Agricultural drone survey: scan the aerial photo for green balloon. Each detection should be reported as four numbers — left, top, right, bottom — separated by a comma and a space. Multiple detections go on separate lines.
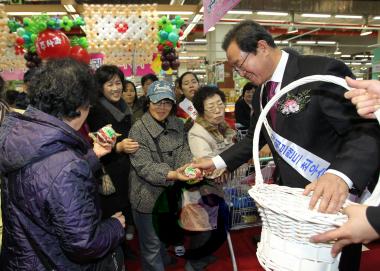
79, 37, 89, 49
31, 33, 37, 43
23, 17, 32, 27
16, 27, 26, 37
164, 24, 173, 33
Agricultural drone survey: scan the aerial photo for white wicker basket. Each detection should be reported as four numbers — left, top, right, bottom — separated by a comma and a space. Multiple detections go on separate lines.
248, 75, 380, 271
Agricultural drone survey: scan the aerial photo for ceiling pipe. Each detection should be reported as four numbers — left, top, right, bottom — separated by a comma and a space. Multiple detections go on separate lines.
285, 28, 321, 42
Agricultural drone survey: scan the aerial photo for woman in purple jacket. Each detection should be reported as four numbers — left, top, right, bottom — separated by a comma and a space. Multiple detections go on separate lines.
0, 58, 125, 271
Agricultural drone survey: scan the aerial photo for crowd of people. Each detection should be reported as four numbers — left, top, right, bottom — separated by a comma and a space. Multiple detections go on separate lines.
0, 18, 379, 271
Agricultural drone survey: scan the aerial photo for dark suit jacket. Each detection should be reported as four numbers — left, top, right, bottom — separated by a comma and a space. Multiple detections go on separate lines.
235, 97, 252, 128
220, 53, 380, 191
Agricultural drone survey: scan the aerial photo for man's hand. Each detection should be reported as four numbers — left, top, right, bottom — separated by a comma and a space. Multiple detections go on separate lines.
191, 157, 216, 173
303, 173, 349, 213
116, 138, 139, 154
311, 205, 379, 257
345, 77, 380, 119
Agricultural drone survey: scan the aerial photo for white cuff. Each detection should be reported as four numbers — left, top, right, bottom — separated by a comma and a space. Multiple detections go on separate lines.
326, 169, 353, 189
212, 155, 227, 170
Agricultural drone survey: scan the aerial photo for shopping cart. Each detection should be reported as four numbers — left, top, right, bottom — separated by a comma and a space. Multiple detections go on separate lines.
221, 157, 276, 271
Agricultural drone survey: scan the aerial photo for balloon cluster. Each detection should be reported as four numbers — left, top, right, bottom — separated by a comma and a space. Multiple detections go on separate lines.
157, 15, 184, 71
24, 52, 42, 69
83, 4, 159, 67
7, 14, 90, 65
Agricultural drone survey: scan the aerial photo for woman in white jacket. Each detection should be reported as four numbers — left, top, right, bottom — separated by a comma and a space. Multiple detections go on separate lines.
188, 86, 235, 159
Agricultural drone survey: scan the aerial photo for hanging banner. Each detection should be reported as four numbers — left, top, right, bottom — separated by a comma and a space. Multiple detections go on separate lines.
203, 0, 241, 34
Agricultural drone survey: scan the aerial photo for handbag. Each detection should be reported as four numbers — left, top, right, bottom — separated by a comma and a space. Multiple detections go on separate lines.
98, 166, 116, 196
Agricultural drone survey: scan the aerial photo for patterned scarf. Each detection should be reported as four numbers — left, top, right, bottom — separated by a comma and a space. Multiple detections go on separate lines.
195, 116, 235, 144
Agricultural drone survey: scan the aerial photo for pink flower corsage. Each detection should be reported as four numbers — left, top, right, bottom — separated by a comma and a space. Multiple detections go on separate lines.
278, 90, 311, 115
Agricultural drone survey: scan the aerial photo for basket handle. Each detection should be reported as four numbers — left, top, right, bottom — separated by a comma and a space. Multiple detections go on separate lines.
252, 75, 380, 205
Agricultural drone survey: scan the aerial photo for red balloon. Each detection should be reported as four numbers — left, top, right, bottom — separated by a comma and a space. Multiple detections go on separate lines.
69, 46, 90, 65
16, 37, 25, 46
157, 44, 164, 51
36, 29, 71, 59
165, 41, 173, 48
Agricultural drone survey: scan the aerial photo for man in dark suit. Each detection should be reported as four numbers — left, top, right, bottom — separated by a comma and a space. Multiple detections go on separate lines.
193, 20, 380, 271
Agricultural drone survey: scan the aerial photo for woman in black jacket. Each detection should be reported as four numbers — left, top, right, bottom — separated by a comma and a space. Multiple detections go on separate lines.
234, 82, 257, 129
87, 65, 139, 240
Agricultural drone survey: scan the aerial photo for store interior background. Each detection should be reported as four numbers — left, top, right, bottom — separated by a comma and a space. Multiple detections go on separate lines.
1, 0, 380, 106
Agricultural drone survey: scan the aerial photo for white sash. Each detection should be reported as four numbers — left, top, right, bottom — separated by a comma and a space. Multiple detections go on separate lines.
259, 85, 374, 203
259, 86, 330, 182
179, 98, 198, 121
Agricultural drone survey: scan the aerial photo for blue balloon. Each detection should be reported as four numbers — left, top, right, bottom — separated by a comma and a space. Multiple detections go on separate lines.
168, 32, 179, 43
159, 30, 168, 40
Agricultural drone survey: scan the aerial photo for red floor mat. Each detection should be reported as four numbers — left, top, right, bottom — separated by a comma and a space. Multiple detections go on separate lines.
126, 227, 380, 271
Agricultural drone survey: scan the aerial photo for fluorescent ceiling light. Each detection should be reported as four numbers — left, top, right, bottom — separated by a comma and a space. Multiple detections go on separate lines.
317, 41, 336, 45
355, 55, 369, 58
341, 54, 351, 58
344, 62, 351, 65
257, 11, 288, 16
351, 62, 361, 65
227, 10, 253, 15
7, 12, 67, 16
194, 39, 207, 43
208, 26, 215, 32
63, 4, 76, 13
179, 56, 200, 60
296, 41, 316, 44
335, 15, 362, 19
180, 23, 196, 41
157, 11, 194, 15
274, 40, 289, 44
301, 13, 331, 18
199, 6, 204, 13
366, 62, 372, 65
370, 55, 374, 58
373, 16, 380, 20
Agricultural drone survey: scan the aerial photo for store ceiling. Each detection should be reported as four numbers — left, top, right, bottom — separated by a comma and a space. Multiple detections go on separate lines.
3, 0, 380, 75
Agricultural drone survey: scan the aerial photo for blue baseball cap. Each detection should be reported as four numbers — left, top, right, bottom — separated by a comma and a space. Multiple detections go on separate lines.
147, 81, 176, 103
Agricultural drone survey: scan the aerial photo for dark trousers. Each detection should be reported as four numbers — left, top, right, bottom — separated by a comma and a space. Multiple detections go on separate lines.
339, 243, 362, 271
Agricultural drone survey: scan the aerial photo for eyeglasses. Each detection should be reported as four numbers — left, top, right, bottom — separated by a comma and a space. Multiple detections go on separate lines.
232, 52, 250, 73
151, 100, 173, 108
205, 103, 225, 114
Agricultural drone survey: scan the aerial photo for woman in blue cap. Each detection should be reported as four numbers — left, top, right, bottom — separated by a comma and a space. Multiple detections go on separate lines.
129, 80, 194, 270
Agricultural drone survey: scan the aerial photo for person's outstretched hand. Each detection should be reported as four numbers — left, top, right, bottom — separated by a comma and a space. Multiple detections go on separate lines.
345, 77, 380, 119
116, 138, 139, 154
311, 205, 379, 257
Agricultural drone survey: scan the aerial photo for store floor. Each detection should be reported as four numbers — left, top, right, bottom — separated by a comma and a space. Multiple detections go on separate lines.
125, 227, 380, 271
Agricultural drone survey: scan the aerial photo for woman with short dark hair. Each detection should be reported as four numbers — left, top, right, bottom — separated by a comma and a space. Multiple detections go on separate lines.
0, 58, 125, 271
234, 82, 257, 129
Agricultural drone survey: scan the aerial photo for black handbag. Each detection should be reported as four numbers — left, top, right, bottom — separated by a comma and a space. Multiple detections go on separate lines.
92, 246, 125, 271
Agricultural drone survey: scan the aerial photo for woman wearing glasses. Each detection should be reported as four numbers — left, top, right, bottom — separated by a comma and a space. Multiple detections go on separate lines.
128, 81, 194, 270
185, 86, 235, 271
